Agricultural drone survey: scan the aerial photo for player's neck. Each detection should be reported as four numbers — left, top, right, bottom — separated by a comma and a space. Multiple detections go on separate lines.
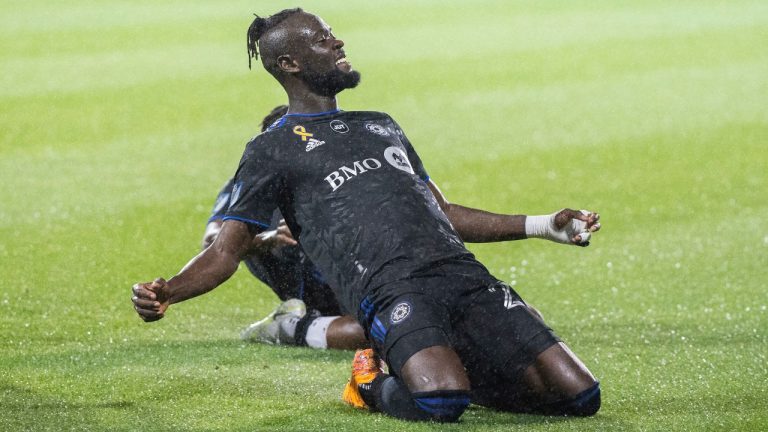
286, 91, 339, 115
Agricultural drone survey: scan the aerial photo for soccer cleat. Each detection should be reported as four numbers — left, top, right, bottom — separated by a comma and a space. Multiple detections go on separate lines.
342, 348, 382, 409
240, 298, 307, 344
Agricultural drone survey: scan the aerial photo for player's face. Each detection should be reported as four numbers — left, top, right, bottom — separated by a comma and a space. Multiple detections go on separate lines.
292, 14, 361, 97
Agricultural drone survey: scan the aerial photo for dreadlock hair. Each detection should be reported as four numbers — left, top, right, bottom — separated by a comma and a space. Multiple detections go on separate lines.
247, 8, 304, 70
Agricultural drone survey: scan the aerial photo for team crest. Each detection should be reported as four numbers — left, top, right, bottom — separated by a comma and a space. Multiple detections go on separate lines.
390, 302, 412, 324
365, 123, 390, 136
384, 146, 414, 174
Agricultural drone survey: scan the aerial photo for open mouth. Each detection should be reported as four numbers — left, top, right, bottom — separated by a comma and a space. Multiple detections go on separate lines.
336, 57, 351, 69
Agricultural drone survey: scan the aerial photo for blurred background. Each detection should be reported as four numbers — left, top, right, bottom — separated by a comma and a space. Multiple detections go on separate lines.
1, 1, 766, 430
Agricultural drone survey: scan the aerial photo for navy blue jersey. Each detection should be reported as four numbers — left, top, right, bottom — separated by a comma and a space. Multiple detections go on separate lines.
224, 110, 473, 314
208, 179, 342, 315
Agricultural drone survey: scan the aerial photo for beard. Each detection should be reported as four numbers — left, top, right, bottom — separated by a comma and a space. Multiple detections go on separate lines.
299, 67, 361, 97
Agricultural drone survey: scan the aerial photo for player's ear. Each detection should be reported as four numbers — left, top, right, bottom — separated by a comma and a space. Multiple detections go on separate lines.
277, 55, 300, 73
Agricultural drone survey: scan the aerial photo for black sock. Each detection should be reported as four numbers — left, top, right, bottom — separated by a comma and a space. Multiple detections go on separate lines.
360, 374, 469, 422
358, 373, 386, 409
293, 310, 320, 346
540, 382, 601, 416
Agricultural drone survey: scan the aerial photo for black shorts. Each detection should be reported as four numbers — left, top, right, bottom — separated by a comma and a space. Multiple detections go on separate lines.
298, 276, 344, 316
361, 258, 559, 402
244, 253, 344, 316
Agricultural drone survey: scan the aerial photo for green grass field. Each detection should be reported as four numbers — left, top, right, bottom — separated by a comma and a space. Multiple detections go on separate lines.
2, 1, 767, 430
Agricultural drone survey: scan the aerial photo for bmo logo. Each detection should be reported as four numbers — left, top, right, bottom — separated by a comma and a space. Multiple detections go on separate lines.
324, 158, 382, 191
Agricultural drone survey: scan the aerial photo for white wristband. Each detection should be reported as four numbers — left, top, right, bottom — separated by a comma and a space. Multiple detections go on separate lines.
524, 214, 554, 240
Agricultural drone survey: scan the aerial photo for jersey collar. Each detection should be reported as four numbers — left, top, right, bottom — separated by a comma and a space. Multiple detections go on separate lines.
267, 109, 342, 131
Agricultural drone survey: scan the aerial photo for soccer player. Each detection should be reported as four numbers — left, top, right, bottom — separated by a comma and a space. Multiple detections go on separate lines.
204, 104, 367, 350
132, 8, 602, 422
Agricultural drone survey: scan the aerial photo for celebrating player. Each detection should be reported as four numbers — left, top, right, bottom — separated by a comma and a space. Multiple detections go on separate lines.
132, 8, 602, 422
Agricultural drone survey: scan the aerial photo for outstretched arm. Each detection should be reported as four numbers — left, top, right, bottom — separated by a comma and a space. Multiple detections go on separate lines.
427, 180, 526, 242
427, 180, 600, 245
132, 220, 256, 322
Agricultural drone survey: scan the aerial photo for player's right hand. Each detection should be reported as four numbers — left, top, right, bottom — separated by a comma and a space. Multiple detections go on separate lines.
132, 278, 170, 322
251, 219, 298, 253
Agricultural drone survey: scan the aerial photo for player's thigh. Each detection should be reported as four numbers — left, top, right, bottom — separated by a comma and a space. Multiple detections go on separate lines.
369, 293, 455, 379
468, 342, 597, 412
453, 284, 559, 402
455, 283, 559, 377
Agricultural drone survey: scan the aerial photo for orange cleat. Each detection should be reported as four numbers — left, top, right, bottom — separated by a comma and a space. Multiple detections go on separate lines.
341, 348, 383, 409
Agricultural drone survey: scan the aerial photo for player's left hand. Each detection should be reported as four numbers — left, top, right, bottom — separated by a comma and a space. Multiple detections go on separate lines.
250, 219, 297, 253
526, 209, 601, 247
553, 208, 601, 247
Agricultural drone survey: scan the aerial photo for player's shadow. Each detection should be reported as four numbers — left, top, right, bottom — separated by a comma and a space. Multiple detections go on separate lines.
464, 404, 572, 426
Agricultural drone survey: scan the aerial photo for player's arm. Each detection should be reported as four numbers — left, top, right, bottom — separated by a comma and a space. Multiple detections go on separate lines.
203, 178, 236, 249
427, 180, 600, 246
132, 219, 256, 322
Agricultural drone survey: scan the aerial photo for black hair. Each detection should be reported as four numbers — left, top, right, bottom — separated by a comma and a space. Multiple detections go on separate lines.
247, 8, 304, 69
260, 105, 289, 132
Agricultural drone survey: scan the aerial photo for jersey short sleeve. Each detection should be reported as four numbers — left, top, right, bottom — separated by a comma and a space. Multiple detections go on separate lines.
208, 178, 235, 222
390, 117, 429, 182
223, 140, 284, 230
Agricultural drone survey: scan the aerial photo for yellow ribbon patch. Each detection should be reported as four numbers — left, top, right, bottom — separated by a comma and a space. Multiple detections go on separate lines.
293, 125, 314, 142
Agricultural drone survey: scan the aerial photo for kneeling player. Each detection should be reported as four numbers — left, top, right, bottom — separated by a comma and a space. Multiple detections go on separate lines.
132, 8, 603, 423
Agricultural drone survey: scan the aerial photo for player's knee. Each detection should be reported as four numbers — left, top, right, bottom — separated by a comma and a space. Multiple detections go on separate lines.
400, 345, 470, 393
411, 390, 471, 422
375, 376, 469, 422
545, 382, 601, 417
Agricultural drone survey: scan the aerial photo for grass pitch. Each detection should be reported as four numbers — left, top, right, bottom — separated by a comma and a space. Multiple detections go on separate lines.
1, 1, 767, 431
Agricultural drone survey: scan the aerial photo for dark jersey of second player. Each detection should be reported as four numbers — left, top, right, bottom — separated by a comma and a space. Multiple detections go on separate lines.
223, 110, 474, 315
208, 179, 342, 315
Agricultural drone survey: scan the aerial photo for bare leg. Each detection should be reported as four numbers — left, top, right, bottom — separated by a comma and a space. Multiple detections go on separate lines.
359, 345, 472, 422
464, 304, 599, 415
521, 342, 597, 404
326, 315, 368, 350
